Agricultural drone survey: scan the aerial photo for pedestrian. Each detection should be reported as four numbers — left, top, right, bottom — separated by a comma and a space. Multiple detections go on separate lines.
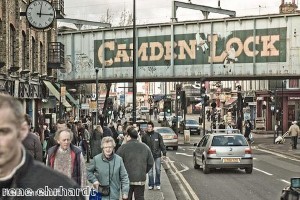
218, 121, 226, 129
117, 126, 154, 200
90, 125, 103, 159
0, 94, 84, 199
47, 128, 87, 187
142, 121, 166, 190
288, 121, 300, 149
244, 120, 253, 142
115, 124, 125, 151
87, 136, 130, 200
22, 114, 43, 162
46, 119, 67, 151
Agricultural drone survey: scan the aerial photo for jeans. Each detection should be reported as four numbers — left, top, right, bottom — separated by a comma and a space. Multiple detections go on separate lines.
148, 157, 161, 187
128, 185, 145, 200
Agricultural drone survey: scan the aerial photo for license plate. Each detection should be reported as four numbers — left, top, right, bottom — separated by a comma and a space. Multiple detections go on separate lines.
163, 135, 173, 139
222, 158, 240, 163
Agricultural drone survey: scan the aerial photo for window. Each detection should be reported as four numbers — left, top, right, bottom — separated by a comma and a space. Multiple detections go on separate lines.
40, 42, 43, 74
289, 79, 299, 88
32, 37, 36, 72
9, 24, 16, 66
22, 31, 26, 69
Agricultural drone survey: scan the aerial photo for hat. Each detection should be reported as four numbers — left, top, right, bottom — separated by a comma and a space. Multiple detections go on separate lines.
292, 121, 297, 124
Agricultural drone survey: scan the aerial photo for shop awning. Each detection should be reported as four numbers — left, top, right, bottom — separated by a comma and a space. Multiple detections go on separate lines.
224, 97, 237, 107
153, 94, 165, 102
55, 83, 79, 107
43, 80, 72, 108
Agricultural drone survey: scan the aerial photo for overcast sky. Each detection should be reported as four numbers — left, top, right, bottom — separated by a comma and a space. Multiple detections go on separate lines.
60, 0, 295, 27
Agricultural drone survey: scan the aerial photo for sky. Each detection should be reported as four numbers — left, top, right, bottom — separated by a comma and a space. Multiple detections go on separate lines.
60, 0, 295, 28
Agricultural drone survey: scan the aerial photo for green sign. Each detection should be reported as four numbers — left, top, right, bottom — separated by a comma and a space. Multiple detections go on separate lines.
94, 27, 286, 68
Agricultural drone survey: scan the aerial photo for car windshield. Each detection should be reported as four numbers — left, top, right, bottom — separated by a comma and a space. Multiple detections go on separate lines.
211, 135, 248, 146
159, 112, 170, 116
186, 120, 198, 124
141, 107, 148, 110
156, 128, 173, 134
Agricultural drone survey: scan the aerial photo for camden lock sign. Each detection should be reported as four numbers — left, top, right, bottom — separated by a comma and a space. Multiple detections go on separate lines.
94, 27, 286, 68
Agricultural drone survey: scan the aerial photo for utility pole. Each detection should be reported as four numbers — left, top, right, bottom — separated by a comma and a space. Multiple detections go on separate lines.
132, 0, 137, 123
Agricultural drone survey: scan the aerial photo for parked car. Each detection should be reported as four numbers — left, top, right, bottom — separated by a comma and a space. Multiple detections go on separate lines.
158, 112, 171, 123
179, 119, 201, 135
168, 116, 183, 127
281, 177, 300, 200
139, 106, 149, 115
154, 127, 178, 150
193, 130, 253, 174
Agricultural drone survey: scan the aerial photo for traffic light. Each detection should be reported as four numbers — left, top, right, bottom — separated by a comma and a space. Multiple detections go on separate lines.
200, 83, 206, 94
203, 95, 209, 107
180, 91, 186, 110
164, 99, 171, 113
107, 97, 113, 111
176, 84, 182, 99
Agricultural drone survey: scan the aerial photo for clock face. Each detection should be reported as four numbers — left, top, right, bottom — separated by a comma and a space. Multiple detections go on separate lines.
26, 0, 55, 29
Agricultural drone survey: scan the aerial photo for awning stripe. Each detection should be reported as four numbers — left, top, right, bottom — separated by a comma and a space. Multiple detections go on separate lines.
43, 80, 72, 108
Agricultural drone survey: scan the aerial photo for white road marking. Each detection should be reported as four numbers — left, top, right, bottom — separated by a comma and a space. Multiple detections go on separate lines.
280, 179, 290, 184
255, 148, 300, 162
166, 157, 199, 200
176, 152, 193, 157
253, 167, 273, 176
178, 163, 189, 173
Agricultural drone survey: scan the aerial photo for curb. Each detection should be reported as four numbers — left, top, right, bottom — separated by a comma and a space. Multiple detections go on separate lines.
257, 144, 300, 160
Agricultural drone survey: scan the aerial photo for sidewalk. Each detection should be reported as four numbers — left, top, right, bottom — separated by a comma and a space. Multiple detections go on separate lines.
144, 164, 176, 200
253, 133, 300, 160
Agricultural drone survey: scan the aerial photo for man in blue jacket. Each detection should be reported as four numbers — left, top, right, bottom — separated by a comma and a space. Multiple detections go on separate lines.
117, 126, 154, 200
141, 121, 166, 190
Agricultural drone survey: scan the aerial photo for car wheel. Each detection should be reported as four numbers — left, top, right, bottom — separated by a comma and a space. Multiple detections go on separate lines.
173, 146, 178, 150
245, 167, 253, 174
193, 157, 200, 169
202, 159, 210, 174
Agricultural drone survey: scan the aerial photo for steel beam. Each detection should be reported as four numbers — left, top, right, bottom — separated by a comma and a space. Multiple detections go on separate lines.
173, 1, 236, 19
57, 18, 111, 29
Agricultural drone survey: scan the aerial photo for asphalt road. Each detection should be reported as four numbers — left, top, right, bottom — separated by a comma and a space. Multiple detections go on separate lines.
164, 133, 300, 200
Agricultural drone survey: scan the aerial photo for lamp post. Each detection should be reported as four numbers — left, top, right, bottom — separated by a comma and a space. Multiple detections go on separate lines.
281, 80, 285, 135
95, 67, 99, 125
132, 0, 137, 123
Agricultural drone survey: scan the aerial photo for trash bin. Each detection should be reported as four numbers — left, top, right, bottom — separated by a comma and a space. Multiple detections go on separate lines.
184, 129, 190, 144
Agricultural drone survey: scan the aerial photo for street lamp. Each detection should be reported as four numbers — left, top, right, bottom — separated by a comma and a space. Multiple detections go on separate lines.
95, 67, 99, 125
132, 0, 137, 123
281, 80, 286, 135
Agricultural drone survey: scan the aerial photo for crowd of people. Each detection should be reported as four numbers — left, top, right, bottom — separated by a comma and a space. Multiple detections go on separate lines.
0, 94, 167, 200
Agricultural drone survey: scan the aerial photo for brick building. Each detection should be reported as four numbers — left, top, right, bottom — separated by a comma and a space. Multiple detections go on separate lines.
0, 0, 66, 130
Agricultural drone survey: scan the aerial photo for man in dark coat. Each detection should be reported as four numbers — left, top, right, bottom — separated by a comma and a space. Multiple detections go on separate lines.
142, 121, 166, 190
22, 114, 43, 162
117, 126, 154, 200
0, 94, 84, 199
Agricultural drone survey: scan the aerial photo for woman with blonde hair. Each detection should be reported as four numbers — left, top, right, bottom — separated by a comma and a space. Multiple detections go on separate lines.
87, 136, 129, 200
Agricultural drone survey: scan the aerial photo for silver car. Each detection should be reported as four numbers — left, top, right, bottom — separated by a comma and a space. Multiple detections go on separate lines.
193, 130, 253, 174
154, 127, 178, 150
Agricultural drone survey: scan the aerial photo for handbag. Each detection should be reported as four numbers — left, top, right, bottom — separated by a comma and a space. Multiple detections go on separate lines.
98, 185, 110, 196
97, 156, 115, 196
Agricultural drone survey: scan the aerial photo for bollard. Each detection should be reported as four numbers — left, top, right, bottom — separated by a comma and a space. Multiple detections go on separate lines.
184, 129, 190, 144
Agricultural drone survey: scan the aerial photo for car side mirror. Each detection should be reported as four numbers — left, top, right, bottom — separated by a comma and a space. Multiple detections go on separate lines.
194, 143, 198, 146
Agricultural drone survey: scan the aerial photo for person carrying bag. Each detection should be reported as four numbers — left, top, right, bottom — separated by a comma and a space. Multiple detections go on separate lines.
87, 136, 129, 200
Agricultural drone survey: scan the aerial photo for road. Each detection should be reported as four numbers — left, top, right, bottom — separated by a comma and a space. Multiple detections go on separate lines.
163, 133, 300, 200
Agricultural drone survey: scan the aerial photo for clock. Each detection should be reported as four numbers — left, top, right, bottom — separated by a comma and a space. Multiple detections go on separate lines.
26, 0, 55, 29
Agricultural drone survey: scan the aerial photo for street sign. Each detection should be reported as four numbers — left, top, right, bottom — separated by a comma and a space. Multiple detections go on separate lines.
81, 103, 89, 110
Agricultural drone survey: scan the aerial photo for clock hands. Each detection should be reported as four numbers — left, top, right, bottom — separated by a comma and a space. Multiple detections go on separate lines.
38, 3, 43, 17
36, 13, 54, 16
